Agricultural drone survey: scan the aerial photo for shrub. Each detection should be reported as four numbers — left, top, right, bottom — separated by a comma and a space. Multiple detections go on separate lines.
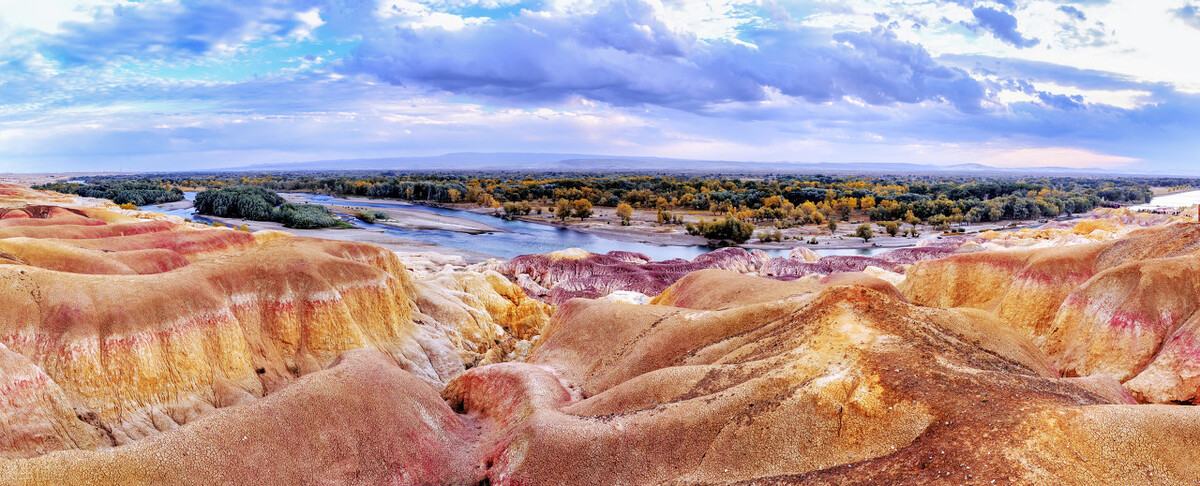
355, 210, 388, 224
855, 223, 874, 242
37, 181, 184, 206
273, 203, 338, 229
687, 217, 755, 244
194, 186, 284, 221
883, 221, 900, 237
757, 229, 784, 242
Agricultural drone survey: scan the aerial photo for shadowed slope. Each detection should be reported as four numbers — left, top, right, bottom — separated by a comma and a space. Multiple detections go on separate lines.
0, 349, 486, 485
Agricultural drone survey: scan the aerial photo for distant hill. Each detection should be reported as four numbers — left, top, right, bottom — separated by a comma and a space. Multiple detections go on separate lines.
222, 152, 1126, 175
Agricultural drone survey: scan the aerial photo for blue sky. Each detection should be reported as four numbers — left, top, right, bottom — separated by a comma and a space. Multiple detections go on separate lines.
0, 0, 1198, 173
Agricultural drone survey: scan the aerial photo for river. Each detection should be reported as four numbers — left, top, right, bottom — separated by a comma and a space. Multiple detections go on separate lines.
1130, 189, 1200, 211
142, 192, 895, 260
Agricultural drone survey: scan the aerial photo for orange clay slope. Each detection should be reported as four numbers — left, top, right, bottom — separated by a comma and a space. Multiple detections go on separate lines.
0, 184, 549, 455
902, 221, 1200, 403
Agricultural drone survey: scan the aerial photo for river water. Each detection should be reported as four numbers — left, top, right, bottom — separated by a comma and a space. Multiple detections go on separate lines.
142, 192, 893, 260
1130, 189, 1200, 211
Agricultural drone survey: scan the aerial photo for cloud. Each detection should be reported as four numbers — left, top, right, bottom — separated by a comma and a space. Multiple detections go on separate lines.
1174, 4, 1200, 30
1057, 5, 1087, 21
41, 0, 361, 65
940, 54, 1159, 92
1, 0, 1199, 174
962, 7, 1040, 48
344, 1, 988, 113
1036, 91, 1085, 110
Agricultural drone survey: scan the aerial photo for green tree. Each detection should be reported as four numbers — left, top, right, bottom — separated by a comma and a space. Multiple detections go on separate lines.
827, 220, 838, 235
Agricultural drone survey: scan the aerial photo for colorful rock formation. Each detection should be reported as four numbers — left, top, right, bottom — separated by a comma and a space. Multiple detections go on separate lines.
904, 222, 1200, 403
493, 240, 981, 304
0, 184, 550, 454
494, 247, 772, 304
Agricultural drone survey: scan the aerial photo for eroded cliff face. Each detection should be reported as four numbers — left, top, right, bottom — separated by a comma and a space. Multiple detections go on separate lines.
903, 222, 1200, 403
0, 184, 550, 455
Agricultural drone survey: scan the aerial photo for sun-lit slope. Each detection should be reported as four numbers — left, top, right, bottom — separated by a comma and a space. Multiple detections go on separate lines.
413, 269, 553, 366
0, 234, 451, 444
903, 223, 1200, 402
0, 349, 486, 485
442, 270, 1200, 484
0, 185, 552, 455
0, 206, 109, 228
0, 229, 256, 274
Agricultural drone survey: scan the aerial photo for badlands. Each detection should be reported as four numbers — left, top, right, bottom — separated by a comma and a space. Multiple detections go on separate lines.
3, 183, 1200, 484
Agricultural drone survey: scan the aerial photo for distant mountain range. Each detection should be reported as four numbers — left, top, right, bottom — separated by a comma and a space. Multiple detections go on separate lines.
222, 152, 1133, 175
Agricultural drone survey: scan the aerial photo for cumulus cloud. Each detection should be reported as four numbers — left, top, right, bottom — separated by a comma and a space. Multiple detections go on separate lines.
1174, 4, 1200, 30
46, 2, 289, 64
962, 7, 1040, 48
1036, 91, 1086, 110
41, 0, 385, 65
1058, 5, 1087, 21
1, 0, 1199, 173
344, 1, 987, 113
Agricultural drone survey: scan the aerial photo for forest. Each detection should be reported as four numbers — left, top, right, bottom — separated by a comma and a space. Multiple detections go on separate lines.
34, 180, 184, 206
56, 172, 1175, 230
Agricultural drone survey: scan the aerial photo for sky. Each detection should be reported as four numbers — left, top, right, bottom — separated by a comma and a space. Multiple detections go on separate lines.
0, 0, 1198, 174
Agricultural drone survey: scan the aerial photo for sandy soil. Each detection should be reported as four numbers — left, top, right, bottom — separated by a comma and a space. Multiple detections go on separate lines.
446, 203, 930, 250
1152, 186, 1197, 196
277, 194, 505, 234
327, 204, 504, 234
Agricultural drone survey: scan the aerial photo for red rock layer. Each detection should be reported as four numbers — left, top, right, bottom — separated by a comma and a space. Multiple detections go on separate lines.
497, 247, 772, 304
497, 240, 972, 305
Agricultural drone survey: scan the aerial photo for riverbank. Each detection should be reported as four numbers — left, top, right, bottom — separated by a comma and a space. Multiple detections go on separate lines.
326, 203, 505, 234
278, 194, 506, 234
198, 212, 500, 263
437, 201, 946, 251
